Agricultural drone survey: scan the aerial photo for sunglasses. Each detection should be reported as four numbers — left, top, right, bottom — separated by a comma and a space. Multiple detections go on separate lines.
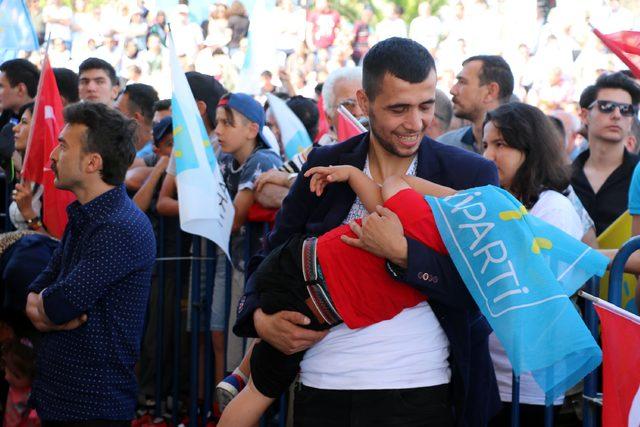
588, 100, 638, 117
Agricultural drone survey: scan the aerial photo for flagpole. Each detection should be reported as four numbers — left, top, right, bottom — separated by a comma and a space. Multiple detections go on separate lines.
578, 290, 640, 324
338, 104, 367, 132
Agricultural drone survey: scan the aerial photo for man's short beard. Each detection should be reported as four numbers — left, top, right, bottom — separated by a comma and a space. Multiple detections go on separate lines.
453, 104, 483, 123
369, 109, 421, 158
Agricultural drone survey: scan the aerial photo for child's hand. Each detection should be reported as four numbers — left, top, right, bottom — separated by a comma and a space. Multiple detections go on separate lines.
304, 165, 353, 196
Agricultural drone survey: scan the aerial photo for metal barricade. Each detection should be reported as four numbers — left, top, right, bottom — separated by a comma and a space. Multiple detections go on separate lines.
582, 236, 640, 427
148, 219, 288, 426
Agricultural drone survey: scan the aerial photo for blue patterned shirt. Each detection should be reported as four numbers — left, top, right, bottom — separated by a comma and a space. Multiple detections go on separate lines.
28, 185, 156, 421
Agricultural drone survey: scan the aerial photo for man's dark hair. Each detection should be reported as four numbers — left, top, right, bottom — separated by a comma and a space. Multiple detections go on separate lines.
53, 68, 79, 104
185, 71, 226, 129
286, 95, 319, 141
63, 102, 136, 185
462, 55, 514, 103
120, 83, 159, 125
0, 59, 40, 98
78, 57, 118, 86
362, 37, 436, 100
17, 102, 35, 119
579, 71, 640, 108
485, 102, 569, 209
153, 99, 171, 113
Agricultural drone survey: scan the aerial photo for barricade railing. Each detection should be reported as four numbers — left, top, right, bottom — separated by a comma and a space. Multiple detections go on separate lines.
148, 216, 611, 426
581, 236, 640, 427
148, 218, 286, 426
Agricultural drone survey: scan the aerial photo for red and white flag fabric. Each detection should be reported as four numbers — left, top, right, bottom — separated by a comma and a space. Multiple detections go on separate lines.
336, 105, 366, 143
21, 56, 75, 238
592, 28, 640, 79
593, 296, 640, 427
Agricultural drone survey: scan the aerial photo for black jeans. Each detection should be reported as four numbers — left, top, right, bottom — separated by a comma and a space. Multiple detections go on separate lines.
488, 403, 562, 427
42, 421, 130, 427
294, 383, 454, 427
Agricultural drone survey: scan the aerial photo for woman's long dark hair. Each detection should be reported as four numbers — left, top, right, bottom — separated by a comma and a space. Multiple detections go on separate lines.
484, 102, 570, 209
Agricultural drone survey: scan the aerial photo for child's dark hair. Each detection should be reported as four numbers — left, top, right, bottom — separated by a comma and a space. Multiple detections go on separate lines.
2, 339, 36, 382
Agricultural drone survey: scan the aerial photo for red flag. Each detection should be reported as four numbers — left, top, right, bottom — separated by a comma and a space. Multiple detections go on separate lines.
594, 300, 640, 427
315, 95, 329, 143
336, 106, 365, 142
592, 28, 640, 79
22, 56, 75, 238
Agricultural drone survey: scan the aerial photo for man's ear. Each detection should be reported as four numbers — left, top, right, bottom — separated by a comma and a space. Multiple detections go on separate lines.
356, 88, 368, 117
579, 108, 590, 127
16, 82, 29, 99
85, 152, 104, 174
111, 85, 120, 102
196, 100, 207, 117
247, 121, 260, 140
133, 110, 145, 125
485, 82, 500, 103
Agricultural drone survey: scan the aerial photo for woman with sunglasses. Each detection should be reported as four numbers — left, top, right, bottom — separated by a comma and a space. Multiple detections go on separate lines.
482, 102, 582, 426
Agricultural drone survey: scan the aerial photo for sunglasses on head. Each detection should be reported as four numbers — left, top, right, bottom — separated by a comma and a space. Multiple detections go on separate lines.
588, 100, 638, 117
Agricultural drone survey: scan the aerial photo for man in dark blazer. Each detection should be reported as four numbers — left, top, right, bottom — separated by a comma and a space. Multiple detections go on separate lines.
234, 37, 500, 426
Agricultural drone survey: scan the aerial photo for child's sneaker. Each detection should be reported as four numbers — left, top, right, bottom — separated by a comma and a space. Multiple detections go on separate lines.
215, 373, 246, 412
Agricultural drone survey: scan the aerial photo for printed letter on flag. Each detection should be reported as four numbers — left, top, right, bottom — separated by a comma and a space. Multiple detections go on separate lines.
425, 185, 606, 402
168, 33, 234, 258
22, 56, 75, 238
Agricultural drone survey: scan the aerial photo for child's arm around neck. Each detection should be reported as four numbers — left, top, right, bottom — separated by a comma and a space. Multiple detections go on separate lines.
305, 166, 456, 213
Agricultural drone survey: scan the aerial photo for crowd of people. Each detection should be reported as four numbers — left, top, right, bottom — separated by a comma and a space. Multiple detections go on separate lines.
14, 0, 640, 109
0, 0, 640, 426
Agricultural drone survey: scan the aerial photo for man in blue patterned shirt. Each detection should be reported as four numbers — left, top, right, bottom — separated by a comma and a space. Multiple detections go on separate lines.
25, 102, 156, 426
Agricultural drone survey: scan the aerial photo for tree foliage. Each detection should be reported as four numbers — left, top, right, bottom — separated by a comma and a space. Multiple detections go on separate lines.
328, 0, 449, 24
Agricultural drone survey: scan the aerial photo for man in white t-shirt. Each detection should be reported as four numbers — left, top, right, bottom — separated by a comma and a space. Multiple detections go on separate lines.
234, 37, 500, 426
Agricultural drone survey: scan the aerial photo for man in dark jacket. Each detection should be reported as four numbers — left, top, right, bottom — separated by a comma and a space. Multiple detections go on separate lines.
235, 37, 500, 426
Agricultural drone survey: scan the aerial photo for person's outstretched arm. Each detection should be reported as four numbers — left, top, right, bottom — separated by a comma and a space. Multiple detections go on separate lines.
401, 176, 456, 198
305, 165, 382, 212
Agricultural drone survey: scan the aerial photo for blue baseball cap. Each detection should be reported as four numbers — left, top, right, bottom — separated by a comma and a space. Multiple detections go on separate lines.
218, 92, 271, 147
152, 116, 173, 144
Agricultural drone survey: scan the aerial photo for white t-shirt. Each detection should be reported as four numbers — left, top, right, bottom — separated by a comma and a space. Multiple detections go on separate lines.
299, 156, 451, 390
489, 190, 582, 405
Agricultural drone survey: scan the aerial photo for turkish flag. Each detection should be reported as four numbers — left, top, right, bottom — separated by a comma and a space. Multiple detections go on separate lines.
21, 56, 75, 238
594, 301, 640, 427
592, 28, 640, 79
336, 107, 365, 143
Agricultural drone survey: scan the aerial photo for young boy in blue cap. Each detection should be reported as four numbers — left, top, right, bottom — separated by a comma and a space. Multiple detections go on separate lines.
215, 93, 282, 235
